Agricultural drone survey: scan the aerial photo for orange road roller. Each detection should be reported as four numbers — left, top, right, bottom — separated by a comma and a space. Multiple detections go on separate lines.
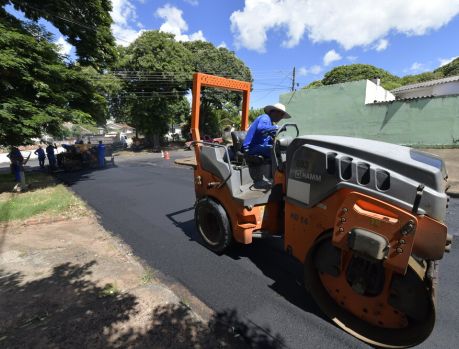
190, 73, 452, 347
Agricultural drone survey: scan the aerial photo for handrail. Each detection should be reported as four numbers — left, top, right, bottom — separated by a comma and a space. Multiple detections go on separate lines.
272, 123, 299, 172
276, 123, 299, 137
191, 141, 232, 189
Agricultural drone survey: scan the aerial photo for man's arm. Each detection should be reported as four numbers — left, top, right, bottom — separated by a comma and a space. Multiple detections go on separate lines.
257, 115, 278, 135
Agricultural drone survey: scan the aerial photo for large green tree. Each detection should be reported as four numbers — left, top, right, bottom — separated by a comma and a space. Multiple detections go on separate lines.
321, 64, 401, 90
182, 41, 252, 136
0, 15, 117, 146
0, 0, 116, 67
434, 57, 459, 77
304, 58, 459, 91
114, 31, 193, 146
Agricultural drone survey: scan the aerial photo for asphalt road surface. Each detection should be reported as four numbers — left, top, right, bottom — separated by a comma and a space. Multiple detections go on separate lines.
59, 154, 459, 349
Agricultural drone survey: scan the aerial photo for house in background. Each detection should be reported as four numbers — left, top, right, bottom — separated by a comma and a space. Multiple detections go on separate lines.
105, 119, 136, 136
280, 75, 459, 147
391, 75, 459, 100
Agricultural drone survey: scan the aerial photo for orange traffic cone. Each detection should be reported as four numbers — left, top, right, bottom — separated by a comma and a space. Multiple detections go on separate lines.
164, 151, 170, 160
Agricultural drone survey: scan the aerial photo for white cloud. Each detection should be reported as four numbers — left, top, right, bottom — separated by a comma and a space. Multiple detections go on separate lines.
111, 0, 143, 46
439, 56, 458, 66
298, 65, 322, 76
230, 0, 459, 52
374, 38, 389, 51
56, 36, 72, 55
323, 49, 341, 66
408, 62, 430, 73
309, 65, 322, 74
183, 0, 199, 5
156, 4, 206, 42
347, 55, 358, 62
217, 41, 228, 49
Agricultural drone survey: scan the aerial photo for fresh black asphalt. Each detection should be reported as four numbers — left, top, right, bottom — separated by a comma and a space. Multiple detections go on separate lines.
59, 155, 459, 349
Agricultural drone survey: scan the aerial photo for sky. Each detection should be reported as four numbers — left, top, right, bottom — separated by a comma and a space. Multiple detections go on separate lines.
6, 0, 459, 108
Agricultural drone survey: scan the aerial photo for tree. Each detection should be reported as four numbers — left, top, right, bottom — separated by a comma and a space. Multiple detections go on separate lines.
303, 80, 323, 89
114, 31, 194, 147
0, 0, 116, 67
434, 57, 459, 77
321, 64, 401, 90
400, 71, 443, 86
249, 107, 264, 122
183, 41, 252, 136
0, 16, 115, 146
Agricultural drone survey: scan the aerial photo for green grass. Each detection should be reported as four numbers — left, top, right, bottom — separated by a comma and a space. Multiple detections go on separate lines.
0, 171, 55, 193
140, 268, 156, 285
0, 184, 87, 222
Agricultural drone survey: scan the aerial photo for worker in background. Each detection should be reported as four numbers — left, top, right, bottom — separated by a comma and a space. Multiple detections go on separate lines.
34, 145, 46, 168
46, 143, 57, 170
242, 103, 291, 158
7, 146, 24, 182
97, 140, 105, 168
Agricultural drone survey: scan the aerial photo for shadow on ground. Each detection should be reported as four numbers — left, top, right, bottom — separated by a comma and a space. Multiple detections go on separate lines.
167, 207, 326, 323
54, 164, 117, 187
0, 262, 285, 348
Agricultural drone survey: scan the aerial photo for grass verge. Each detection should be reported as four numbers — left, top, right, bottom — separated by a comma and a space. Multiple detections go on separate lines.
0, 184, 88, 222
0, 171, 55, 193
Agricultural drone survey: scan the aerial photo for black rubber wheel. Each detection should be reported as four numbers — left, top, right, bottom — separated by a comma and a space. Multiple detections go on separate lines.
195, 197, 232, 253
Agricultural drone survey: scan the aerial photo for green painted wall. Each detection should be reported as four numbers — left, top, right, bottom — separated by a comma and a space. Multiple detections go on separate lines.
279, 80, 459, 146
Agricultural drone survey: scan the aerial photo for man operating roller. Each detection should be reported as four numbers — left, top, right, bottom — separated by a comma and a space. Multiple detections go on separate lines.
242, 103, 291, 158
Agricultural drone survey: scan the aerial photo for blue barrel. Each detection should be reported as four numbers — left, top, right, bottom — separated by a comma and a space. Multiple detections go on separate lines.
98, 143, 106, 168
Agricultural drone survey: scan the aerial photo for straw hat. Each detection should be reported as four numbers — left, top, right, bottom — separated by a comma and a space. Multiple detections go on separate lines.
264, 103, 291, 119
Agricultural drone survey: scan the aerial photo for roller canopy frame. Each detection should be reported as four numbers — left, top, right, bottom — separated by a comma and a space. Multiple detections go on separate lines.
191, 73, 251, 167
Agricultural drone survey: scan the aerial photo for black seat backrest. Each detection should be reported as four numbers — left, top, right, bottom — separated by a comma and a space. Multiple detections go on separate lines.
231, 131, 247, 152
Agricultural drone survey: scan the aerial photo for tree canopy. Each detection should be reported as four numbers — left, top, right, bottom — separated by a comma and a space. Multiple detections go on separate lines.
183, 41, 252, 109
320, 64, 400, 90
115, 33, 253, 141
304, 59, 459, 91
434, 57, 459, 77
0, 0, 116, 67
113, 31, 194, 145
0, 14, 118, 146
181, 41, 252, 137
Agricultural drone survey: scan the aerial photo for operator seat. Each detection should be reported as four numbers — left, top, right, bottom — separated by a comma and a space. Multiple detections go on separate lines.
231, 131, 247, 164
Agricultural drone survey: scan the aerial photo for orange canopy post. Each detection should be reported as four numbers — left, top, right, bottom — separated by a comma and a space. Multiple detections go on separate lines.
191, 73, 251, 165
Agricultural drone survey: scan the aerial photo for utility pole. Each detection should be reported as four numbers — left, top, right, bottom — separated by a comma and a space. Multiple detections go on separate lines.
291, 66, 296, 92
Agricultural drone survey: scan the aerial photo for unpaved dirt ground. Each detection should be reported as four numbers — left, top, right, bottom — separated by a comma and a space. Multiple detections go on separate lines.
0, 216, 278, 349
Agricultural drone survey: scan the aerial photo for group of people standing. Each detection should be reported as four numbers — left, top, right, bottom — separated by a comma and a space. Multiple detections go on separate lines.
7, 143, 58, 182
33, 143, 57, 169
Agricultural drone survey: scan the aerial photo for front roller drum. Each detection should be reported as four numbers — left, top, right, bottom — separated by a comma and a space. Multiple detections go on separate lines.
304, 233, 436, 348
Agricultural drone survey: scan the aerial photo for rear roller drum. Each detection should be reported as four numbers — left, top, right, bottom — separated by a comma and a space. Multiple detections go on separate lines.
304, 232, 436, 348
195, 197, 232, 254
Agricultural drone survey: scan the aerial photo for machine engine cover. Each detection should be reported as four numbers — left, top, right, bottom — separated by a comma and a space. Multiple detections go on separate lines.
285, 136, 448, 223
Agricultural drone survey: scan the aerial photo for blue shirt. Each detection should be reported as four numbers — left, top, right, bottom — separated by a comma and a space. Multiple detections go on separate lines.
35, 148, 45, 158
46, 145, 55, 157
242, 114, 278, 151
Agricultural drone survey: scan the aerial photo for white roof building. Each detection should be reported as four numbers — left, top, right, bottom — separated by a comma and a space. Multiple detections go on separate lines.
391, 75, 459, 99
